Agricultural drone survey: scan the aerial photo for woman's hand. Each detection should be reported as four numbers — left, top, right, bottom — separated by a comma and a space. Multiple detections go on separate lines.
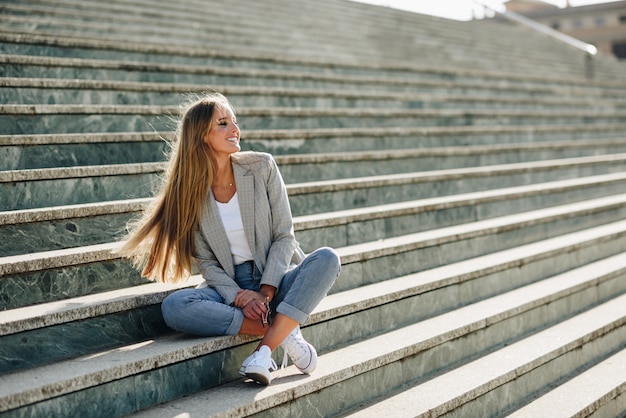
235, 290, 268, 320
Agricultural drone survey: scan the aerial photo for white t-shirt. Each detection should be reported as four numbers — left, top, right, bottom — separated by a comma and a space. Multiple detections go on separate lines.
215, 192, 254, 265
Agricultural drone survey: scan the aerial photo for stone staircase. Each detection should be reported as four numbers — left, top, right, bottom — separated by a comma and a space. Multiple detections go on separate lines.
1, 0, 626, 416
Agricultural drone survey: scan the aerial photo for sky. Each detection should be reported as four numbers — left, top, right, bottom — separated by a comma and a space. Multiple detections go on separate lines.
350, 0, 621, 21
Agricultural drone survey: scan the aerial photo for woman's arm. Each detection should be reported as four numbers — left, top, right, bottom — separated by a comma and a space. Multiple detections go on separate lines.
259, 155, 297, 289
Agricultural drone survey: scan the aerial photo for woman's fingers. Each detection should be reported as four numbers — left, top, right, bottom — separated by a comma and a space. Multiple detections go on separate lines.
236, 290, 267, 310
242, 299, 268, 320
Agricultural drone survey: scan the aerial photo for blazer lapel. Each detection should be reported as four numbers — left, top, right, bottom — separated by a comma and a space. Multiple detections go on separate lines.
234, 163, 256, 262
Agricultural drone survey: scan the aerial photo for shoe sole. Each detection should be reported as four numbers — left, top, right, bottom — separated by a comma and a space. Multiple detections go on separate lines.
244, 366, 272, 385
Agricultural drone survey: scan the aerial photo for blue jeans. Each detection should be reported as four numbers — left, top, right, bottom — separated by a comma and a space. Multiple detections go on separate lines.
161, 247, 341, 336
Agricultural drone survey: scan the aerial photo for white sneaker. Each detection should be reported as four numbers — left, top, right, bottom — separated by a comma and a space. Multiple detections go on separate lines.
240, 345, 277, 385
280, 327, 317, 374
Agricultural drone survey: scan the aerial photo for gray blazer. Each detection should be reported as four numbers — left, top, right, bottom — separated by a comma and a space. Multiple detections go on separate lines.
193, 151, 305, 305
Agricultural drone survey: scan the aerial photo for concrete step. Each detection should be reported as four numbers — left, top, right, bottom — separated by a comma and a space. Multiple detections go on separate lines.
0, 174, 623, 309
3, 174, 624, 310
241, 125, 626, 155
339, 291, 626, 418
3, 152, 626, 211
0, 197, 626, 372
3, 171, 626, 257
5, 128, 626, 170
0, 162, 162, 211
4, 77, 626, 110
276, 141, 626, 184
0, 198, 148, 257
0, 0, 619, 81
0, 0, 586, 60
3, 53, 625, 101
287, 154, 626, 216
126, 256, 626, 417
1, 0, 624, 416
0, 131, 170, 171
507, 348, 626, 418
3, 104, 625, 135
3, 124, 625, 172
4, 0, 626, 78
0, 15, 586, 76
1, 223, 625, 415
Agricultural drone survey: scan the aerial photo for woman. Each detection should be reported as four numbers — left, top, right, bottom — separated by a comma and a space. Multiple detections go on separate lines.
120, 93, 341, 385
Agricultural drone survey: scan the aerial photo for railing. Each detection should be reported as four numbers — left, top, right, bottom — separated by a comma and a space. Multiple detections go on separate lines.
474, 0, 597, 78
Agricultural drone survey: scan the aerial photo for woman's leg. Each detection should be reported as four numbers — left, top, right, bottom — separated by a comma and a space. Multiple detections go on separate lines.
241, 248, 340, 384
255, 247, 341, 349
161, 287, 244, 336
270, 247, 341, 328
253, 314, 300, 350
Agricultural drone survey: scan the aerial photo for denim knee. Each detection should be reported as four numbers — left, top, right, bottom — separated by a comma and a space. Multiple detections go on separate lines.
161, 290, 185, 330
315, 246, 341, 280
160, 288, 243, 336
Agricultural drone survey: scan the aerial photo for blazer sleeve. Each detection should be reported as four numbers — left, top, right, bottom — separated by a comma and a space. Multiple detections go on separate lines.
193, 227, 240, 306
260, 154, 298, 289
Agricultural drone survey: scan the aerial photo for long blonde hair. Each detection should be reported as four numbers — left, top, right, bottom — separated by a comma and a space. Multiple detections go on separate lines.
120, 93, 233, 283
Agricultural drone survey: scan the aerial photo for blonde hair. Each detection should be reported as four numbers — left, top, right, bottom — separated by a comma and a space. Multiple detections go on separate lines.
119, 93, 234, 283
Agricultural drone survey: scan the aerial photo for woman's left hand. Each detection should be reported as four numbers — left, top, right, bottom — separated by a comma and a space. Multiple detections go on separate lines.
235, 290, 268, 320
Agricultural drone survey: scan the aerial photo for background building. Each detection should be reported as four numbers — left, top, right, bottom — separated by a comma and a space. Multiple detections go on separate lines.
505, 0, 626, 58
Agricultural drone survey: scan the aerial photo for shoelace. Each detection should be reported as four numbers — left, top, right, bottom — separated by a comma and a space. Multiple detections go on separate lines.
248, 349, 277, 372
280, 332, 308, 369
267, 357, 278, 371
281, 350, 289, 369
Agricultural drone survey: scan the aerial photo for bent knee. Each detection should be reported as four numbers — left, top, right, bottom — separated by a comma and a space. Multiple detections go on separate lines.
160, 293, 178, 327
315, 247, 341, 274
160, 290, 190, 328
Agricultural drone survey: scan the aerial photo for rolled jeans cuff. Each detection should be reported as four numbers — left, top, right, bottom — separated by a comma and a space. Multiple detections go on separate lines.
226, 308, 245, 335
276, 301, 309, 325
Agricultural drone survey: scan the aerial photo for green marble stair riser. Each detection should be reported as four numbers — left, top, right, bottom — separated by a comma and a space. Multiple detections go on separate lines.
10, 86, 616, 111
3, 156, 626, 212
4, 137, 626, 172
0, 305, 170, 375
2, 110, 626, 136
296, 193, 626, 251
0, 22, 612, 82
0, 172, 160, 211
0, 0, 625, 414
0, 211, 137, 257
3, 175, 626, 257
0, 40, 387, 74
332, 215, 626, 294
4, 132, 626, 171
4, 254, 625, 418
3, 198, 625, 313
0, 142, 169, 171
0, 74, 626, 110
277, 146, 626, 184
287, 160, 626, 217
3, 53, 624, 100
0, 259, 144, 310
240, 128, 626, 155
2, 252, 625, 386
251, 318, 626, 418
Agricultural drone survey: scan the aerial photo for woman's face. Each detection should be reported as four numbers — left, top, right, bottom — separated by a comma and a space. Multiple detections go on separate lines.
204, 104, 240, 157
